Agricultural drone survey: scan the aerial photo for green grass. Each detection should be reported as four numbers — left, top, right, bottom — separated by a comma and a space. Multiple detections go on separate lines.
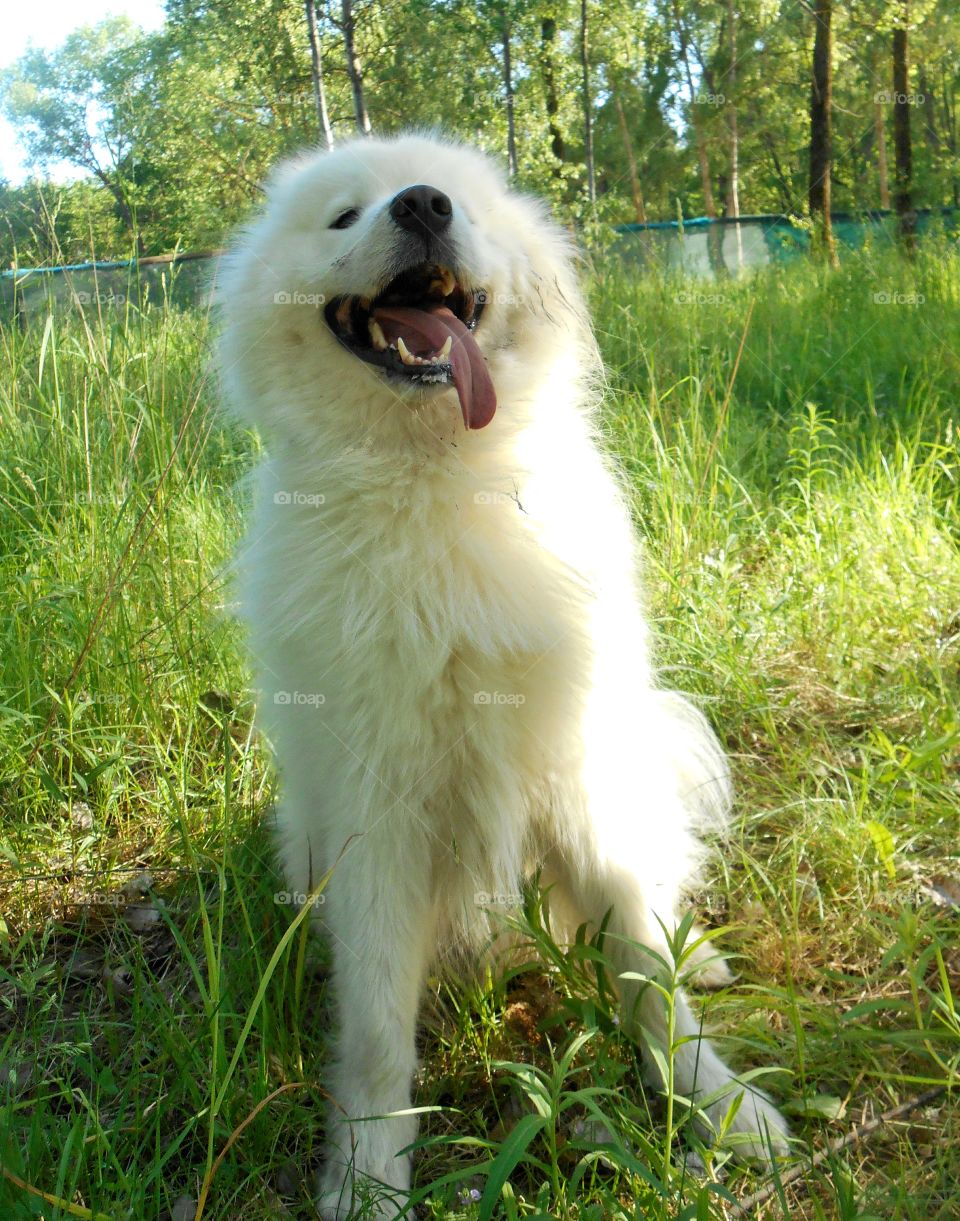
1, 247, 958, 1219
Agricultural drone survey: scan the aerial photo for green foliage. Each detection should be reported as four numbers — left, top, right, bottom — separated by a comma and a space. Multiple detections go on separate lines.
0, 178, 125, 268
3, 0, 959, 259
0, 249, 958, 1216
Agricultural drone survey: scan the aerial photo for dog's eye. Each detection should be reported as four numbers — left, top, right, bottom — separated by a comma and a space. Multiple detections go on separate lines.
330, 208, 361, 230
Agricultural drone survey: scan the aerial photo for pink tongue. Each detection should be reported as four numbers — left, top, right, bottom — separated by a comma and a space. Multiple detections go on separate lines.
373, 305, 497, 430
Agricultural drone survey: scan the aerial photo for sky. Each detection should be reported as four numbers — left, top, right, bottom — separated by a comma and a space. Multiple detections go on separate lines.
1, 0, 166, 183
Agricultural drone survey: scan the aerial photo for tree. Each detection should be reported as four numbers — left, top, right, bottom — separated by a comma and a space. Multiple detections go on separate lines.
540, 14, 565, 177
502, 14, 518, 176
305, 0, 335, 149
614, 93, 646, 222
341, 0, 372, 135
580, 0, 596, 205
3, 0, 958, 254
873, 44, 892, 208
809, 0, 837, 262
1, 19, 148, 250
724, 0, 740, 220
672, 0, 718, 218
892, 4, 914, 244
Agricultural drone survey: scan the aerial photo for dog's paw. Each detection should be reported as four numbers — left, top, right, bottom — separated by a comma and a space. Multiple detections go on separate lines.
315, 1161, 409, 1220
683, 927, 735, 990
702, 1084, 791, 1163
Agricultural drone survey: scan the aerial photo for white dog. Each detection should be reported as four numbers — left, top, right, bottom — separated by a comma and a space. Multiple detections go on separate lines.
219, 134, 788, 1218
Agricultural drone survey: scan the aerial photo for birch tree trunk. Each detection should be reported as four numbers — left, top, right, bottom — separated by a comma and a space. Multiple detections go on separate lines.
580, 0, 596, 206
502, 17, 518, 177
305, 0, 334, 150
875, 98, 891, 208
342, 0, 371, 136
725, 0, 742, 266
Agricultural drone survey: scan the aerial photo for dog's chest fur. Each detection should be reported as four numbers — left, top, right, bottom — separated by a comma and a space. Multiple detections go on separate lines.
243, 443, 602, 846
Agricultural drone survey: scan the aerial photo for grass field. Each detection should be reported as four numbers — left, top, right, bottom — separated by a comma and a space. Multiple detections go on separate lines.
1, 245, 958, 1220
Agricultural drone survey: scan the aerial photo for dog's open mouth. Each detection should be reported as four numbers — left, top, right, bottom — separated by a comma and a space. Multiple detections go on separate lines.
324, 262, 497, 429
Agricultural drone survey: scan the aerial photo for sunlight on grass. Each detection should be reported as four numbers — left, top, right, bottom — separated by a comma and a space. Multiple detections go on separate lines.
1, 248, 958, 1218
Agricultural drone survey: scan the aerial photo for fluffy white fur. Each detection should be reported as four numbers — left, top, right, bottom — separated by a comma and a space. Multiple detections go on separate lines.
219, 134, 788, 1218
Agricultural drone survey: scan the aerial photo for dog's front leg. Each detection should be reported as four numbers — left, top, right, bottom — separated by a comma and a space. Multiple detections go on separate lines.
315, 837, 435, 1220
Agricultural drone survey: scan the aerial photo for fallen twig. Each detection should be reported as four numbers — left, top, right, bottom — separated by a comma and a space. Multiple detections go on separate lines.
736, 1085, 948, 1214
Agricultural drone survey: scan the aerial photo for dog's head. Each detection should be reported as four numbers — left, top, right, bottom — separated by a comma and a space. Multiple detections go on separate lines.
219, 135, 591, 444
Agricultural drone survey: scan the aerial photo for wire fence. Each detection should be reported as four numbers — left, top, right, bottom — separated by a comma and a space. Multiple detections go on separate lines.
611, 208, 959, 276
2, 209, 957, 322
0, 249, 223, 324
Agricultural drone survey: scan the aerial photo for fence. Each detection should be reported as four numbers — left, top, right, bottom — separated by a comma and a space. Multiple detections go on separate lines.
611, 208, 959, 276
0, 250, 223, 324
2, 209, 957, 322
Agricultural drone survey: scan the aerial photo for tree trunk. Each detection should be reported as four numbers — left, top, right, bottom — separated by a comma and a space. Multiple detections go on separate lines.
341, 0, 371, 136
580, 0, 596, 206
614, 93, 646, 223
725, 0, 741, 265
892, 16, 914, 246
809, 0, 837, 262
502, 18, 518, 177
875, 97, 891, 208
725, 0, 739, 218
92, 166, 143, 254
917, 65, 941, 153
941, 63, 959, 205
672, 0, 716, 217
540, 16, 564, 176
692, 120, 717, 218
305, 0, 334, 150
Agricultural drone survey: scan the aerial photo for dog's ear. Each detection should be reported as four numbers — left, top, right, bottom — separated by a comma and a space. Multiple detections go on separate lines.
518, 207, 590, 337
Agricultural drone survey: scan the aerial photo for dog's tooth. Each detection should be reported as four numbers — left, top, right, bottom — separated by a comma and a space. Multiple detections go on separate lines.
437, 335, 453, 361
369, 319, 387, 351
397, 336, 418, 366
335, 298, 353, 329
439, 267, 456, 295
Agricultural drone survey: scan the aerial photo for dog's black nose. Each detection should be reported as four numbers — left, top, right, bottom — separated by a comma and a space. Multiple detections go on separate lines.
389, 185, 453, 239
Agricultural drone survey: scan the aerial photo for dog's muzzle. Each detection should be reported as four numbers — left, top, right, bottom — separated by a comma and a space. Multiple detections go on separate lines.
324, 260, 496, 430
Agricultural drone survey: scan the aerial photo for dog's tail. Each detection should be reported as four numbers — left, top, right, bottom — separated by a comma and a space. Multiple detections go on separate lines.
654, 690, 733, 840
654, 690, 735, 987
